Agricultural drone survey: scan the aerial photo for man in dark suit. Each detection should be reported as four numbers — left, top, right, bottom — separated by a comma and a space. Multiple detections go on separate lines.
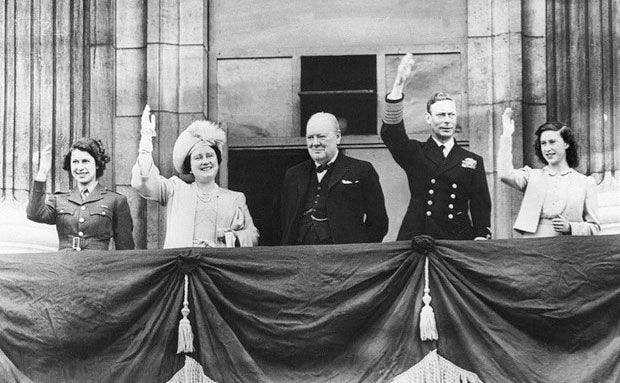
280, 112, 388, 245
381, 53, 491, 240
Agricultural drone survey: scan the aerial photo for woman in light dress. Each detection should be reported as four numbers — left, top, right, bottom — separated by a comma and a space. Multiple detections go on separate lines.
131, 105, 258, 248
497, 108, 600, 237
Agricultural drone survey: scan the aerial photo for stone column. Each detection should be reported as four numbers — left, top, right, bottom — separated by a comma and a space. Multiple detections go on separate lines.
0, 1, 89, 250
144, 0, 207, 248
467, 0, 523, 239
522, 0, 547, 167
114, 0, 148, 248
546, 0, 620, 233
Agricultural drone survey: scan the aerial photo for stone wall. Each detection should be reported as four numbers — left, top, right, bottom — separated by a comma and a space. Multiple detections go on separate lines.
1, 1, 617, 251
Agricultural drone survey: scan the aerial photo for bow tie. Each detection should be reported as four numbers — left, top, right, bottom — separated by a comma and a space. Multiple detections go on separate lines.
315, 163, 331, 173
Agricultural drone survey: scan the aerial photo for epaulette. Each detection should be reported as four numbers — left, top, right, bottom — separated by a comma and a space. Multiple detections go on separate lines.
103, 187, 122, 195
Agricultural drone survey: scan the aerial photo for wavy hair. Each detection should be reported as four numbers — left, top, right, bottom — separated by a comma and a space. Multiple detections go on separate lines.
533, 122, 579, 168
62, 138, 110, 179
426, 92, 454, 113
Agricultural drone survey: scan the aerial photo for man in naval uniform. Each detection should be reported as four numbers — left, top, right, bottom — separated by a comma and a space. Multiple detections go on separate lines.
280, 112, 389, 245
381, 54, 492, 240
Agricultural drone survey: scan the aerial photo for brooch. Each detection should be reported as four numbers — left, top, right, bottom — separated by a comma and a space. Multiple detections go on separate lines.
461, 158, 477, 169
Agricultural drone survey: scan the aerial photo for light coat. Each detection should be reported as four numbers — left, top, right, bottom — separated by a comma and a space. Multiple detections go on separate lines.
131, 163, 258, 248
497, 134, 600, 236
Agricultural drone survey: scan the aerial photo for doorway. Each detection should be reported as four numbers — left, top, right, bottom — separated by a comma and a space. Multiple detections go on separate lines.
228, 149, 308, 246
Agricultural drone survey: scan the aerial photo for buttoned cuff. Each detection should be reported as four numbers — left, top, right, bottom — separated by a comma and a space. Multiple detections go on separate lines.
383, 94, 404, 125
475, 227, 492, 239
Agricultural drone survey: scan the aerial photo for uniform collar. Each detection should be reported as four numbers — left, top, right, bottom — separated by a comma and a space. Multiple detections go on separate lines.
69, 182, 105, 205
431, 136, 455, 154
78, 181, 98, 195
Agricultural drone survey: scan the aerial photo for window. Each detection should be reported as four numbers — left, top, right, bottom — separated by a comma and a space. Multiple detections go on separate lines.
300, 55, 376, 136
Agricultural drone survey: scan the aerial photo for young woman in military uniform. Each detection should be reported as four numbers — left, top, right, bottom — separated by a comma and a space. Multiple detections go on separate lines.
27, 138, 135, 251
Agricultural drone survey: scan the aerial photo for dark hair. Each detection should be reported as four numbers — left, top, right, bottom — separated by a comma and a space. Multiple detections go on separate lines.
182, 144, 222, 174
426, 92, 454, 113
62, 138, 110, 178
533, 122, 579, 168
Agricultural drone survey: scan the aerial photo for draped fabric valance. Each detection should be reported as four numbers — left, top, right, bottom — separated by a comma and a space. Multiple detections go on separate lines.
0, 235, 618, 382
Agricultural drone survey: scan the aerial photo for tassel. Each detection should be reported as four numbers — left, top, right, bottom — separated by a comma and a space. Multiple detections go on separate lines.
420, 257, 438, 341
177, 274, 195, 353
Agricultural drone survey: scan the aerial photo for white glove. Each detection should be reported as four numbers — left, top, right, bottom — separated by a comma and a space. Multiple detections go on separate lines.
139, 104, 156, 153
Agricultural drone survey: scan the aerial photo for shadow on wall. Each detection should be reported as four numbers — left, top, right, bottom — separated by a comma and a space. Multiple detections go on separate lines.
0, 201, 58, 253
596, 171, 620, 235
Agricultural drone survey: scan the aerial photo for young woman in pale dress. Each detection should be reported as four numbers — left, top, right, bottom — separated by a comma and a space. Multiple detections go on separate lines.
497, 108, 600, 237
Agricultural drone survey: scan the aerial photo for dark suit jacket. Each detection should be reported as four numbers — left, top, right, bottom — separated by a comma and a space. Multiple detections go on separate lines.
280, 154, 388, 245
27, 181, 135, 250
381, 121, 491, 240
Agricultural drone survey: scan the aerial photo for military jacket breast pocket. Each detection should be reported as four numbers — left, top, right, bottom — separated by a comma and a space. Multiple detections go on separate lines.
55, 203, 76, 222
88, 205, 114, 236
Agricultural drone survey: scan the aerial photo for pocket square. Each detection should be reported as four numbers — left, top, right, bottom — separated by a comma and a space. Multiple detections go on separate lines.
341, 179, 359, 184
461, 158, 477, 169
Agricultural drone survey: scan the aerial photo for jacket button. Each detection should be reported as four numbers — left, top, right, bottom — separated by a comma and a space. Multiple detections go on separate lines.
428, 189, 434, 195
448, 214, 454, 219
430, 179, 436, 184
79, 217, 85, 223
448, 204, 454, 209
450, 194, 456, 199
81, 206, 86, 211
427, 200, 433, 206
452, 183, 457, 189
426, 211, 432, 216
78, 231, 84, 237
101, 211, 106, 216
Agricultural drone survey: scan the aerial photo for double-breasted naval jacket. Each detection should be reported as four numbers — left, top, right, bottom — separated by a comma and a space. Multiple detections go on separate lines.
381, 96, 492, 240
27, 181, 135, 251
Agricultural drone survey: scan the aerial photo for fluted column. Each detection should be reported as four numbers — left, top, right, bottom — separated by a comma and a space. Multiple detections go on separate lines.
546, 0, 620, 233
0, 1, 89, 250
0, 0, 88, 203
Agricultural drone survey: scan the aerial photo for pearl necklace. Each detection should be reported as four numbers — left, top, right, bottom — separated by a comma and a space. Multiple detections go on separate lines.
194, 183, 218, 202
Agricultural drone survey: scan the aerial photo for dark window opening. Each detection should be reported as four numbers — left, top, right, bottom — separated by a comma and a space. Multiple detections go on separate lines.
228, 149, 308, 246
300, 55, 377, 136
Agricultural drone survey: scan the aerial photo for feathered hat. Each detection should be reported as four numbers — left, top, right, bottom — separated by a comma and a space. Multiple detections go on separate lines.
172, 120, 226, 175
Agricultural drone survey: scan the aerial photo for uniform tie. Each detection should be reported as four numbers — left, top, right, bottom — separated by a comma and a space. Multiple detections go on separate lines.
81, 189, 90, 201
438, 145, 446, 158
